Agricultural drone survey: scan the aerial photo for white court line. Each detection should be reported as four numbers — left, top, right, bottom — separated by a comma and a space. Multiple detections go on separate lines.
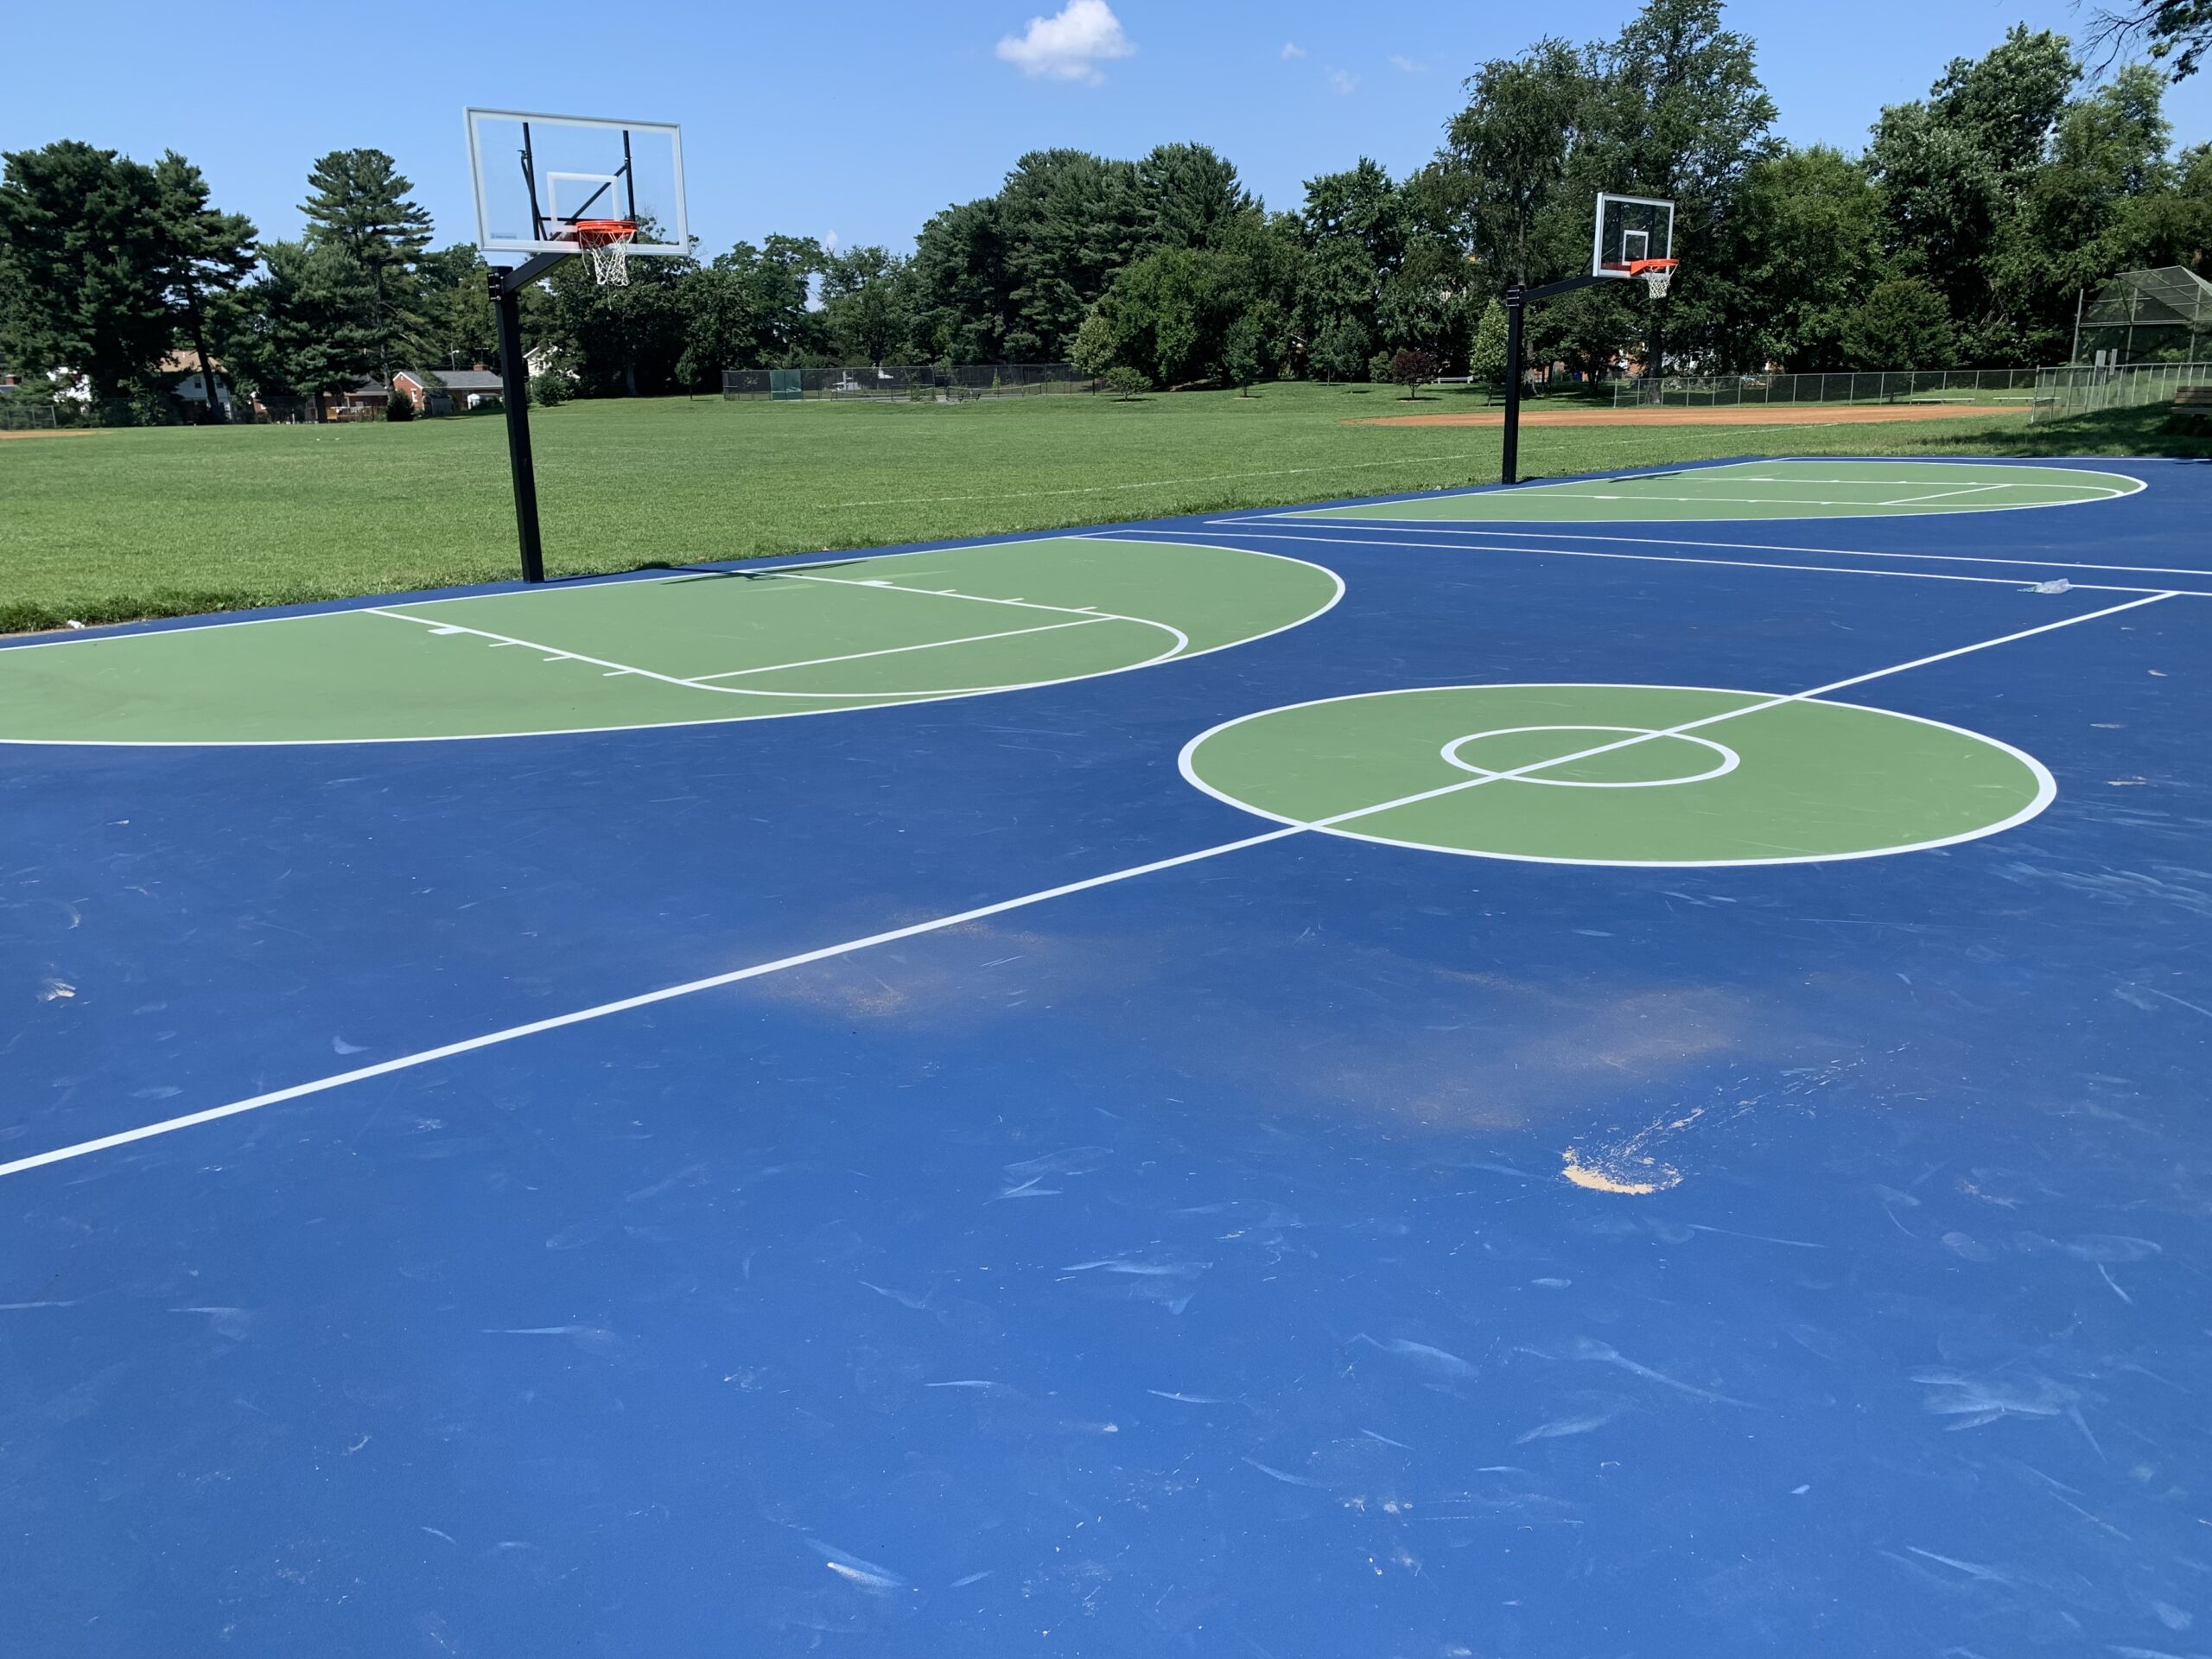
0, 542, 1345, 747
1875, 484, 2015, 505
0, 594, 2172, 1181
759, 569, 1161, 627
1481, 491, 2116, 510
1265, 460, 2146, 524
1173, 593, 2169, 855
381, 593, 1188, 705
370, 609, 781, 700
691, 615, 1115, 681
1110, 529, 2196, 596
1201, 518, 2212, 582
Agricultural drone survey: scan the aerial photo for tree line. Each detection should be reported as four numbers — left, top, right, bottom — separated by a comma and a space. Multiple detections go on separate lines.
3, 0, 2208, 420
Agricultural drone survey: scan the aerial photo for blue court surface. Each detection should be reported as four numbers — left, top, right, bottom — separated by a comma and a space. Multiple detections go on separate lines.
5, 454, 2209, 1656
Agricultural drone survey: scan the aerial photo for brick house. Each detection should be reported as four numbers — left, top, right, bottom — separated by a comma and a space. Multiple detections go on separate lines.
391, 367, 505, 415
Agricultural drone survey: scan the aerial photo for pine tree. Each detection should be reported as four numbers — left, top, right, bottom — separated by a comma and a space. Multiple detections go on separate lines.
0, 142, 174, 399
300, 149, 432, 380
151, 152, 256, 422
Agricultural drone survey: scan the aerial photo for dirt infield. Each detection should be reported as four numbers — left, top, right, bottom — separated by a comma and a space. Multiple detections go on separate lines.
0, 427, 100, 441
1356, 402, 2032, 429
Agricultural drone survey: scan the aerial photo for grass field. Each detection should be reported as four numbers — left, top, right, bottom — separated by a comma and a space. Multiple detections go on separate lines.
2, 379, 2199, 632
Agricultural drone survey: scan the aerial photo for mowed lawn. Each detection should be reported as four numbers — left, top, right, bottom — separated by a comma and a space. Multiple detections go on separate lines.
0, 379, 2171, 632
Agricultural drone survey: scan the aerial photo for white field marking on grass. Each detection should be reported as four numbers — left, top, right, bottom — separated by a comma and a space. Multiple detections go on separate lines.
0, 543, 1346, 747
0, 594, 2170, 1179
1263, 460, 2146, 524
1200, 518, 2212, 582
819, 453, 1484, 511
1175, 589, 2169, 868
1106, 528, 2196, 597
690, 615, 1115, 680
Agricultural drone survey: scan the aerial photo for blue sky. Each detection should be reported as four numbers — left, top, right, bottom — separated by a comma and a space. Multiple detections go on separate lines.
6, 0, 2205, 259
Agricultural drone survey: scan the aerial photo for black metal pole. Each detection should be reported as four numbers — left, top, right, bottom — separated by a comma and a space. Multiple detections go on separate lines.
1501, 284, 1525, 486
492, 271, 545, 583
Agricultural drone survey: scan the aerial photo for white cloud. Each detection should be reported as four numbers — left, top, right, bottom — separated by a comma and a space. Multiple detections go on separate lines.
1328, 68, 1359, 95
1389, 54, 1425, 73
820, 230, 841, 253
996, 0, 1135, 84
1280, 41, 1306, 60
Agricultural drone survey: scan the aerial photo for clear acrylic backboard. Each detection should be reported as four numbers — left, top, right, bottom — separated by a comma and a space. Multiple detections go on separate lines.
1592, 194, 1675, 278
465, 109, 689, 257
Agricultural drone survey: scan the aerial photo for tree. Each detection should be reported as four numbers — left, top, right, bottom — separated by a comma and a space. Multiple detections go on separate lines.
1103, 365, 1148, 398
414, 244, 500, 373
1574, 0, 1780, 374
1469, 297, 1510, 385
543, 241, 696, 396
232, 238, 378, 418
1726, 145, 1884, 368
0, 142, 174, 400
1446, 40, 1592, 284
150, 152, 256, 423
1309, 315, 1370, 381
1083, 215, 1299, 388
1866, 28, 2078, 361
2089, 1, 2212, 79
671, 236, 821, 389
1070, 310, 1118, 376
1135, 143, 1257, 249
819, 245, 911, 364
299, 149, 433, 379
1389, 347, 1439, 397
995, 149, 1146, 358
1841, 276, 1955, 368
1222, 313, 1265, 393
905, 198, 1018, 363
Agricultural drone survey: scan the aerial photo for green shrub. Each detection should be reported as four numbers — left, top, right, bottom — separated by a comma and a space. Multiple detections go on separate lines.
385, 389, 416, 422
528, 372, 573, 407
1103, 366, 1151, 400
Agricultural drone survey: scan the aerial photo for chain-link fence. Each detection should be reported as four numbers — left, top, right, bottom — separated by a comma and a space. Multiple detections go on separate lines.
1611, 368, 2041, 408
721, 363, 1101, 402
2031, 360, 2212, 422
0, 400, 59, 431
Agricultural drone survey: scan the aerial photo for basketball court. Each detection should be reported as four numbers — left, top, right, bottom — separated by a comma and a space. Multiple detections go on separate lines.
5, 451, 2208, 1656
6, 116, 2208, 1658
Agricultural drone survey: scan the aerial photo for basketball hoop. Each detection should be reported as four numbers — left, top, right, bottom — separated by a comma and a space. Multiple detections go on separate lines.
1628, 257, 1678, 300
570, 219, 639, 286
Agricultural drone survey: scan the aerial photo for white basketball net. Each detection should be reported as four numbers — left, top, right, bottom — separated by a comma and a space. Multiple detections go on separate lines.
576, 225, 638, 287
1638, 264, 1674, 300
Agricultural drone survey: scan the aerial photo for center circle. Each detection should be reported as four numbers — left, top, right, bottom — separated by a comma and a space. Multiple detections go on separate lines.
1179, 683, 2055, 867
1440, 724, 1741, 789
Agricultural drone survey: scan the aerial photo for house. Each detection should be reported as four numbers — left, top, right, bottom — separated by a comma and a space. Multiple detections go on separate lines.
391, 367, 505, 415
331, 378, 392, 420
156, 350, 234, 416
